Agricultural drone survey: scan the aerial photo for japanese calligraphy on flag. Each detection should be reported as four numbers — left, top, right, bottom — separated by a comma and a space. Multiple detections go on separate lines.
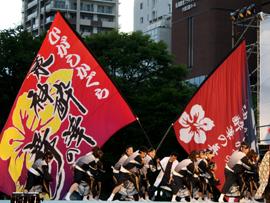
0, 12, 136, 199
173, 40, 258, 192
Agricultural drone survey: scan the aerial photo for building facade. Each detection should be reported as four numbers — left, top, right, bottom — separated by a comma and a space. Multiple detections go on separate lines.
171, 0, 263, 84
134, 0, 172, 52
22, 0, 119, 37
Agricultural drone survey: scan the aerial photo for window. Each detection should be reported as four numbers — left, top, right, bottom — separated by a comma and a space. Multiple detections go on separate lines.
70, 2, 77, 10
140, 3, 143, 9
97, 5, 113, 14
140, 17, 143, 24
145, 28, 158, 43
147, 14, 149, 21
82, 4, 93, 11
152, 11, 155, 19
186, 75, 207, 86
147, 0, 149, 7
98, 18, 113, 22
54, 1, 65, 9
81, 16, 92, 20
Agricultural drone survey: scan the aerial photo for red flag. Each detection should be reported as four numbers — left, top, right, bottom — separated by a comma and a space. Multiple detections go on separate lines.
173, 40, 258, 192
0, 12, 136, 199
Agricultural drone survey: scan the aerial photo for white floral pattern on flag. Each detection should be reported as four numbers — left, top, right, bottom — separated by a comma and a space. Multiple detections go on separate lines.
178, 104, 214, 144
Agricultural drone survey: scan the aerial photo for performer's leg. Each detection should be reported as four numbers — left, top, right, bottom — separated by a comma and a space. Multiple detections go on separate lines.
113, 173, 119, 186
206, 183, 213, 202
24, 172, 36, 193
133, 194, 139, 201
95, 182, 101, 200
197, 177, 205, 202
113, 192, 122, 201
144, 179, 151, 201
139, 176, 148, 200
171, 176, 183, 202
237, 175, 246, 200
128, 173, 141, 199
219, 169, 237, 202
182, 176, 194, 201
107, 172, 128, 201
149, 177, 167, 199
148, 186, 159, 199
65, 169, 82, 200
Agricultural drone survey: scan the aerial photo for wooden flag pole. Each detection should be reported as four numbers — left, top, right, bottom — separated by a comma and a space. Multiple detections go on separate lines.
155, 124, 173, 154
136, 117, 153, 148
136, 117, 166, 173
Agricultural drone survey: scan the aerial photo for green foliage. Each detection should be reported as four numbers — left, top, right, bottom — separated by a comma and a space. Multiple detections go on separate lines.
85, 30, 197, 196
0, 27, 46, 129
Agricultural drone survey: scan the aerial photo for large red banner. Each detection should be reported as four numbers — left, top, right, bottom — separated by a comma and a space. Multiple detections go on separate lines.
0, 12, 136, 199
173, 40, 258, 192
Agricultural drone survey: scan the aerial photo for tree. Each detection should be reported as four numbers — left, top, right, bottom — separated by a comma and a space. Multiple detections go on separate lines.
84, 30, 197, 197
0, 27, 45, 129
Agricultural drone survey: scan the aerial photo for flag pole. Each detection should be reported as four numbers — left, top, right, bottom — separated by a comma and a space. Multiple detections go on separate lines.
156, 124, 173, 153
136, 117, 166, 173
136, 117, 153, 148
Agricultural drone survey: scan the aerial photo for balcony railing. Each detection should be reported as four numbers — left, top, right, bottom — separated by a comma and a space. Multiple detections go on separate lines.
46, 16, 55, 23
27, 11, 37, 21
41, 4, 51, 12
32, 3, 116, 17
92, 0, 116, 2
27, 0, 37, 8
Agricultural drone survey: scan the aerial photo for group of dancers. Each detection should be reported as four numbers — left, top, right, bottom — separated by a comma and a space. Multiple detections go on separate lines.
107, 145, 220, 202
22, 141, 261, 202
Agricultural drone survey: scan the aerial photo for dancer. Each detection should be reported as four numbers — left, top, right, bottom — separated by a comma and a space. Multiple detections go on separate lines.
205, 162, 220, 202
65, 146, 103, 201
243, 150, 259, 203
139, 147, 157, 201
107, 146, 149, 201
194, 150, 208, 202
89, 154, 105, 200
112, 145, 133, 185
204, 149, 214, 202
24, 151, 54, 199
148, 151, 179, 200
111, 145, 134, 201
205, 149, 214, 163
218, 142, 257, 202
170, 150, 198, 202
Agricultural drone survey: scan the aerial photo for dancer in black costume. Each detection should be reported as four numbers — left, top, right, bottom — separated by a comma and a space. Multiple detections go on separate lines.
107, 146, 148, 201
243, 149, 259, 203
24, 151, 54, 199
65, 146, 103, 201
218, 142, 257, 202
139, 147, 157, 201
171, 150, 198, 202
206, 162, 220, 202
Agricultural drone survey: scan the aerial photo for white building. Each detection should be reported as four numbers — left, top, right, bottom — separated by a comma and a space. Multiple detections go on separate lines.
134, 0, 172, 52
22, 0, 119, 37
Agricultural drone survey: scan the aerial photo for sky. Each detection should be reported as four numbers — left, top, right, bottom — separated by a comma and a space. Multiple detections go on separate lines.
0, 0, 134, 33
